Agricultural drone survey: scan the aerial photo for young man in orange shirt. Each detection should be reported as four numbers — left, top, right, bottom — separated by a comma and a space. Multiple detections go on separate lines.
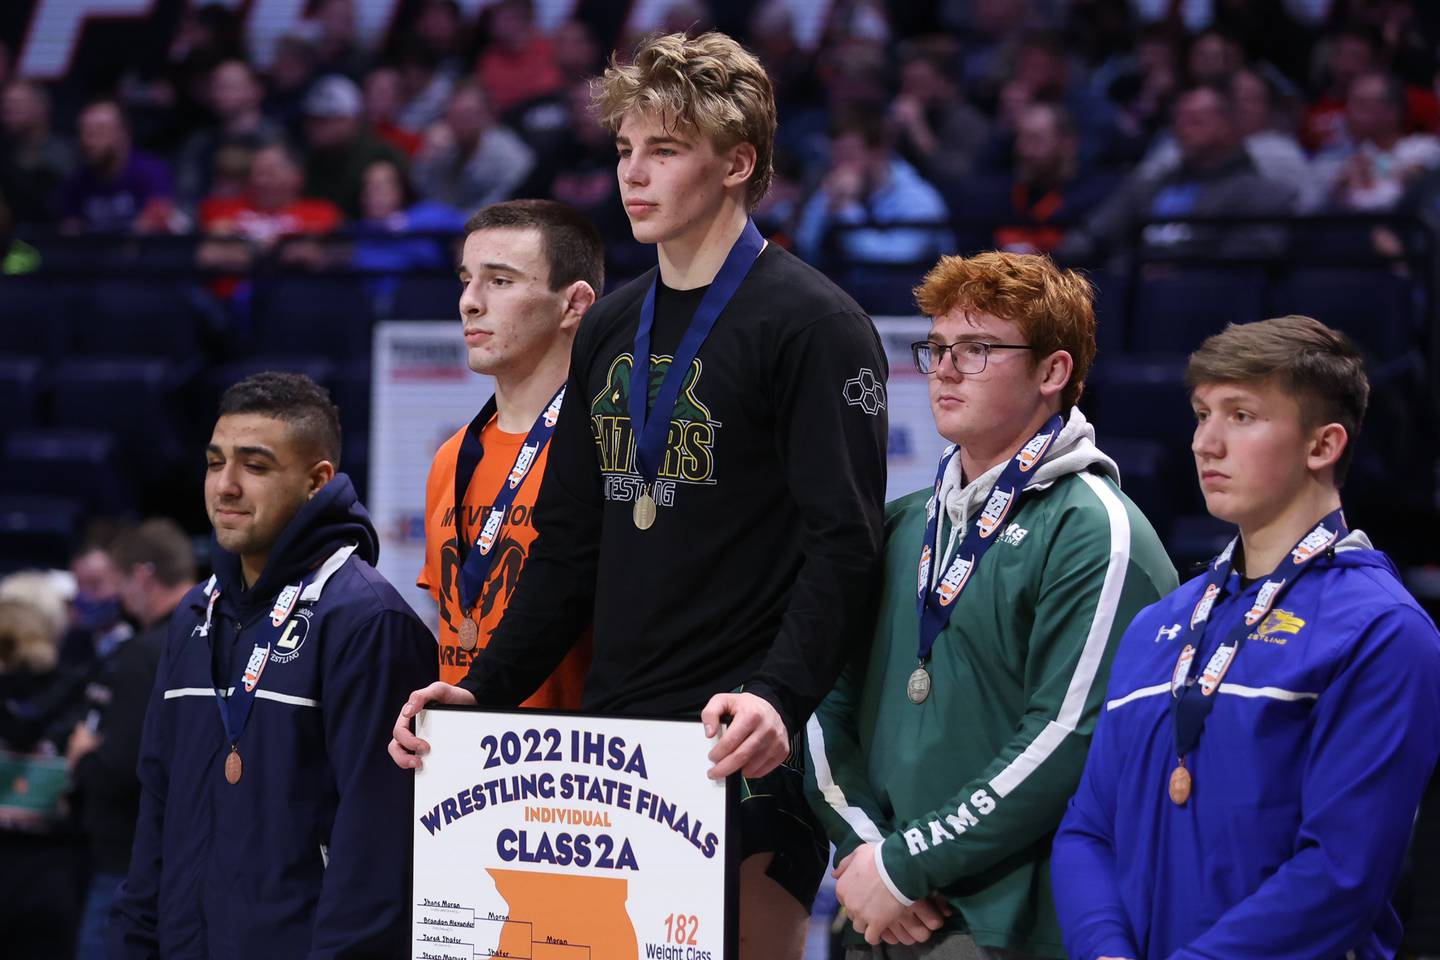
417, 199, 603, 706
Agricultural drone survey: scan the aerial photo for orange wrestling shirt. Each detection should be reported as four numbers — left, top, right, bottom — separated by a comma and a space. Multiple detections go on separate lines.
418, 409, 590, 703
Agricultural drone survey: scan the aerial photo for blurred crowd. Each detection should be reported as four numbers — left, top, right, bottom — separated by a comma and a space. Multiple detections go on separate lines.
3, 0, 1440, 285
0, 519, 197, 957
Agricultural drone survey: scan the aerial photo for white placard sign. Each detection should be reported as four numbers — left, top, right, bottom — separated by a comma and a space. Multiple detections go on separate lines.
412, 708, 737, 960
370, 321, 496, 626
874, 316, 950, 500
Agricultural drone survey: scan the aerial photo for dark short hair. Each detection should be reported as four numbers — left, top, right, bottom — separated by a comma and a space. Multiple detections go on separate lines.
464, 199, 605, 295
112, 518, 196, 587
217, 372, 342, 467
1185, 315, 1370, 485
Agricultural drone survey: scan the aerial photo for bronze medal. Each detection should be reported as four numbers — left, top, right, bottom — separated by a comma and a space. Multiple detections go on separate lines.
906, 665, 932, 704
1168, 761, 1191, 805
633, 490, 657, 530
225, 746, 243, 785
457, 618, 479, 652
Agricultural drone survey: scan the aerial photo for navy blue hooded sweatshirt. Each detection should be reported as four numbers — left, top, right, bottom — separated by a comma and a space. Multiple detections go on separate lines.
110, 474, 438, 959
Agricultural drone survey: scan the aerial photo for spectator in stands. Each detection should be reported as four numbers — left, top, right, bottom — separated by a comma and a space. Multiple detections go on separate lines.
993, 29, 1119, 171
477, 0, 563, 115
503, 19, 603, 167
350, 156, 465, 303
265, 33, 322, 141
198, 140, 342, 274
68, 520, 195, 959
1308, 71, 1440, 213
1139, 67, 1310, 187
1102, 22, 1183, 160
0, 80, 75, 225
1186, 28, 1244, 86
301, 74, 408, 218
364, 66, 423, 157
887, 46, 990, 189
794, 113, 951, 268
393, 40, 459, 134
175, 59, 283, 209
1058, 84, 1296, 263
64, 535, 132, 668
57, 100, 174, 234
411, 81, 534, 214
0, 575, 88, 960
310, 0, 371, 81
966, 102, 1118, 255
1304, 24, 1385, 152
747, 2, 823, 123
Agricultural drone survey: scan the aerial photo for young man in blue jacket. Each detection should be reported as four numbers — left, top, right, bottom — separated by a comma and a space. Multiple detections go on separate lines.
1052, 315, 1440, 960
110, 373, 437, 960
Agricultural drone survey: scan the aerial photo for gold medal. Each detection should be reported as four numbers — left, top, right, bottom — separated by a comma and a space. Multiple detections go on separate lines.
457, 617, 479, 652
633, 490, 657, 530
906, 665, 932, 704
1169, 760, 1191, 805
225, 745, 243, 785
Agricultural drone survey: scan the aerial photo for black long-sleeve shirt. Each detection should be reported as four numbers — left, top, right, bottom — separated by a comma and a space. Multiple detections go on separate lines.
73, 617, 167, 875
458, 243, 888, 736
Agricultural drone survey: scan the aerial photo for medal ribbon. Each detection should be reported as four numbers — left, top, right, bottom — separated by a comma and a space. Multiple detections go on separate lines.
916, 414, 1064, 663
626, 219, 764, 487
1170, 508, 1348, 759
209, 563, 325, 761
453, 385, 566, 612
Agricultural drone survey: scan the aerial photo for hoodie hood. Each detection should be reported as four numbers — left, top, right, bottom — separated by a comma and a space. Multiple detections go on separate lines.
211, 472, 378, 610
928, 408, 1118, 587
937, 407, 1119, 532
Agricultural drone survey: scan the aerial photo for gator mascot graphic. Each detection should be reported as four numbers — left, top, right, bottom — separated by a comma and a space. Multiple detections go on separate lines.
591, 353, 719, 484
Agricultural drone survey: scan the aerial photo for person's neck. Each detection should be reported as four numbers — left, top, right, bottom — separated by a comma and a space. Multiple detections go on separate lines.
491, 345, 571, 433
240, 553, 266, 590
144, 582, 194, 628
656, 202, 749, 290
1238, 482, 1343, 579
958, 404, 1061, 486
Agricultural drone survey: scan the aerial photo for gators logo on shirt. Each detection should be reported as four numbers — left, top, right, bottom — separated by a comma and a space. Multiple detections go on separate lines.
591, 353, 720, 486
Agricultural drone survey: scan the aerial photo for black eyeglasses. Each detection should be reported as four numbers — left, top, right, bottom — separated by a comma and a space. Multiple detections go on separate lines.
911, 340, 1035, 375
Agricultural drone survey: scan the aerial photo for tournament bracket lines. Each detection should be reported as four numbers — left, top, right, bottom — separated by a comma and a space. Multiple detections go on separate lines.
416, 727, 723, 866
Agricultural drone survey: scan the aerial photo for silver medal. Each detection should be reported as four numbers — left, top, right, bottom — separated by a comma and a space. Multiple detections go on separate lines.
907, 665, 932, 704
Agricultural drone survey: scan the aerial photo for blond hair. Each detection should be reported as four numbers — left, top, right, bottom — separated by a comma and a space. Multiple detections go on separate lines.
0, 570, 68, 641
0, 598, 61, 673
914, 252, 1097, 409
595, 31, 776, 208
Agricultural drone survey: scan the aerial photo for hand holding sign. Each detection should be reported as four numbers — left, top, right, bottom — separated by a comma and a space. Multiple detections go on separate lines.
388, 681, 477, 769
701, 691, 789, 779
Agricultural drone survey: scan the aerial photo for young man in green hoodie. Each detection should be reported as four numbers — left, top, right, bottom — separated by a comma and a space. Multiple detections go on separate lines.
806, 251, 1177, 958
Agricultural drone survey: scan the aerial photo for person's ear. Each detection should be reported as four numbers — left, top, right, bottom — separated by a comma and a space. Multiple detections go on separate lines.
723, 141, 758, 192
1036, 349, 1074, 402
1306, 422, 1348, 476
559, 280, 597, 333
307, 459, 336, 498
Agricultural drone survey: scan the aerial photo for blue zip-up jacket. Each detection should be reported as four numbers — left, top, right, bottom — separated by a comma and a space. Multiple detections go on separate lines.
110, 474, 438, 960
1052, 533, 1440, 960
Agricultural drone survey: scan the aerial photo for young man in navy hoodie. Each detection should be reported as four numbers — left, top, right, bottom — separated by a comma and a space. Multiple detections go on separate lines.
1052, 315, 1440, 960
110, 373, 437, 960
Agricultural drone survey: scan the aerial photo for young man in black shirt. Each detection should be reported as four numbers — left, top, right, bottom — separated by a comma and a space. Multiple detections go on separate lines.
391, 31, 888, 957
